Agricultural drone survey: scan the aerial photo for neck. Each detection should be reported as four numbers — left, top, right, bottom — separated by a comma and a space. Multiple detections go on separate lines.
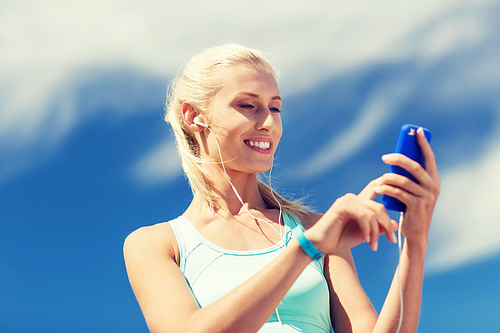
215, 172, 267, 213
187, 169, 269, 218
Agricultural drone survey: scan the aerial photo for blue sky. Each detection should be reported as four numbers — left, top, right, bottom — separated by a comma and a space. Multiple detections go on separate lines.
1, 0, 500, 331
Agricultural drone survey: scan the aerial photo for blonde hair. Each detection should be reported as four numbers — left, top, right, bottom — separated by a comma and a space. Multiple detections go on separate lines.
165, 43, 309, 220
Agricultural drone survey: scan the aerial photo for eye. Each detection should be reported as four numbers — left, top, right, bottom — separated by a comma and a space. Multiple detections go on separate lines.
240, 104, 255, 109
270, 107, 281, 113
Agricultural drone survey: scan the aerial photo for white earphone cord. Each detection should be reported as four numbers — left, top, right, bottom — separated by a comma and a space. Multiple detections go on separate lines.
395, 211, 404, 333
206, 125, 284, 244
205, 125, 289, 332
207, 123, 405, 333
267, 158, 288, 333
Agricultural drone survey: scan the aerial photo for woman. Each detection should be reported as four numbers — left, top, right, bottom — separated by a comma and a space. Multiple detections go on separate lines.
123, 43, 440, 333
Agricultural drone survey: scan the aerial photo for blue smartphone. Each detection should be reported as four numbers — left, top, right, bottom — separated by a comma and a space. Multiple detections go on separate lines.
381, 124, 432, 212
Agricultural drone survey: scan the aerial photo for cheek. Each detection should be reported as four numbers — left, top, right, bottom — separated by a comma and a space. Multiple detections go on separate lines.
275, 121, 283, 140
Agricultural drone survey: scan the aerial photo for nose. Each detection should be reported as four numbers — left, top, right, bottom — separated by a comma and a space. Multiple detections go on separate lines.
257, 108, 279, 132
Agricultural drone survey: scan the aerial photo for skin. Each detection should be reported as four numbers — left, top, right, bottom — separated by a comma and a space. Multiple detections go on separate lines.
123, 64, 440, 333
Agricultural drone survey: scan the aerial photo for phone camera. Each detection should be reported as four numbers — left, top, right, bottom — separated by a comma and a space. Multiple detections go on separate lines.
408, 128, 416, 136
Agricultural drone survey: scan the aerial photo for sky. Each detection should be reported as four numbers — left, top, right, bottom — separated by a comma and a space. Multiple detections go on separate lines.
1, 0, 500, 332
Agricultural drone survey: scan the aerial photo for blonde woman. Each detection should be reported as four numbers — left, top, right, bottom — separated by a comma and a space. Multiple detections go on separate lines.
124, 43, 440, 333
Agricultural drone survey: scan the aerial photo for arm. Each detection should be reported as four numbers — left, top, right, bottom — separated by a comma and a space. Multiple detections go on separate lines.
325, 250, 378, 332
324, 239, 427, 333
373, 127, 440, 332
125, 200, 398, 333
319, 127, 440, 333
373, 236, 426, 332
124, 129, 438, 333
123, 222, 314, 333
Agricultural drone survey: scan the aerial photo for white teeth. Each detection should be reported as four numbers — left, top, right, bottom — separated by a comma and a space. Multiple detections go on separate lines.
248, 141, 270, 149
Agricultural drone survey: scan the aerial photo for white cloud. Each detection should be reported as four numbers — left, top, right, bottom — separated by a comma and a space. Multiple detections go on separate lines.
423, 14, 484, 57
2, 0, 500, 273
391, 1, 491, 61
426, 135, 500, 273
132, 140, 182, 185
0, 0, 483, 146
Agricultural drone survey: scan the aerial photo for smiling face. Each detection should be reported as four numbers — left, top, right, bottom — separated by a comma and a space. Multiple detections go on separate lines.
201, 64, 283, 175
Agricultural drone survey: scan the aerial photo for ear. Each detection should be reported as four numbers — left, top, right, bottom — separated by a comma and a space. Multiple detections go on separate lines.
182, 102, 205, 132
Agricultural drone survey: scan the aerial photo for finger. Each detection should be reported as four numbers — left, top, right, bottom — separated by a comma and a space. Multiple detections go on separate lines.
416, 127, 439, 182
353, 206, 379, 252
358, 179, 380, 200
365, 199, 392, 229
333, 194, 373, 246
382, 153, 434, 189
375, 183, 415, 209
377, 222, 398, 244
347, 197, 377, 248
355, 201, 382, 251
365, 199, 398, 244
377, 173, 426, 198
389, 219, 399, 242
369, 214, 380, 251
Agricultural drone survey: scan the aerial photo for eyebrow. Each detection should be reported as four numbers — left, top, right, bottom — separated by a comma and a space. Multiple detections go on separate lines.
237, 92, 282, 101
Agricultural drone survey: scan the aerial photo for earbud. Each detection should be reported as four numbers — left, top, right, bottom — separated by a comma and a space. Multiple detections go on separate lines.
193, 116, 209, 128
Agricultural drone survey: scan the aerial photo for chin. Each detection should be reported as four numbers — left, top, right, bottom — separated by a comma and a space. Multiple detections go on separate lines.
252, 164, 273, 174
234, 156, 274, 175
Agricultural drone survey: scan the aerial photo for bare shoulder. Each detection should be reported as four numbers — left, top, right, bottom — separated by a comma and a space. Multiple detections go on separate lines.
123, 221, 198, 332
300, 210, 324, 230
123, 221, 179, 265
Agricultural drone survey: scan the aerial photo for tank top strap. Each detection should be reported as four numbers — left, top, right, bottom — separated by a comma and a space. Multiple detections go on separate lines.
282, 212, 301, 229
169, 216, 204, 273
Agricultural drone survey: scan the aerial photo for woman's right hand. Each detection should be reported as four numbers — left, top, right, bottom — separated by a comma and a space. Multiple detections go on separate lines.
305, 192, 398, 255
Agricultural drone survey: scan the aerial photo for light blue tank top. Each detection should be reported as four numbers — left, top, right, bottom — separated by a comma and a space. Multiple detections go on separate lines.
169, 214, 333, 333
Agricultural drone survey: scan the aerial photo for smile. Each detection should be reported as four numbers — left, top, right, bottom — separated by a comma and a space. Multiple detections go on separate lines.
245, 140, 271, 150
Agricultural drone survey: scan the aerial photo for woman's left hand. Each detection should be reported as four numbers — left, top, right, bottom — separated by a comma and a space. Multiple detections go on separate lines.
360, 127, 441, 245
